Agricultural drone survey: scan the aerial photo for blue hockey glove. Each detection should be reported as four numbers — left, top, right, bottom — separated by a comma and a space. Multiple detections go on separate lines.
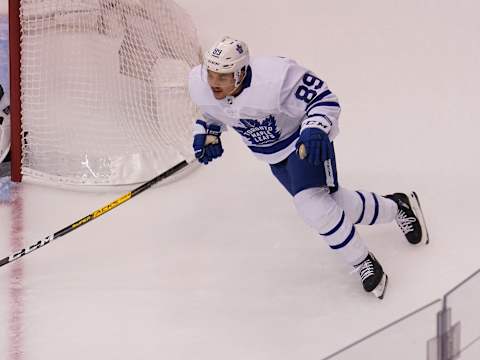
192, 120, 224, 165
296, 118, 332, 166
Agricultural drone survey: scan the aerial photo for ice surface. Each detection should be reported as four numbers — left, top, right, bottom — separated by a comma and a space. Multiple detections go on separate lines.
1, 0, 480, 359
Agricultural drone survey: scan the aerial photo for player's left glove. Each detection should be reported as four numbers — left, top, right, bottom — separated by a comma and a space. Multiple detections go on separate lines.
296, 117, 332, 166
192, 119, 224, 165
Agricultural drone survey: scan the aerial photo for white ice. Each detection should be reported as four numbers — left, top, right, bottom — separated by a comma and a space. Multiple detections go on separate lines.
1, 0, 480, 359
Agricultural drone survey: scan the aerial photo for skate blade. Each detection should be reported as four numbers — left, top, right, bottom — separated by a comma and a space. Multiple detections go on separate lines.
409, 191, 430, 245
372, 273, 388, 300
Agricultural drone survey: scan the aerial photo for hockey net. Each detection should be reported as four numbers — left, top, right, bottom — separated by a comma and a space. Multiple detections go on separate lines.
10, 0, 201, 186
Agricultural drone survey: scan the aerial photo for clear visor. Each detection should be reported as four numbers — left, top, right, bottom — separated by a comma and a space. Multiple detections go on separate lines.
200, 64, 236, 88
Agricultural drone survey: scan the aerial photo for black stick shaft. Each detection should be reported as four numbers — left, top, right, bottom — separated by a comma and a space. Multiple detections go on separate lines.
0, 161, 189, 268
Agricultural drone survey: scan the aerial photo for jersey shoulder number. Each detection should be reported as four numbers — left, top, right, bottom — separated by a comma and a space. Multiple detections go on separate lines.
294, 73, 324, 103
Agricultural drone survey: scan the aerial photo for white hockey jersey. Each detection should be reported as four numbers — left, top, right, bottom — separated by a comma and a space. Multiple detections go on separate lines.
188, 56, 341, 164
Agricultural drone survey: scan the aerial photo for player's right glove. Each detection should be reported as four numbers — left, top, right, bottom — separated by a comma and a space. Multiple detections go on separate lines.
296, 116, 332, 166
192, 119, 224, 165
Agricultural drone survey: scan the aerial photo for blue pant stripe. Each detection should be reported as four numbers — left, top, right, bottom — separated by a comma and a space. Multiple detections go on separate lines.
369, 193, 379, 225
355, 191, 366, 224
330, 226, 356, 250
320, 211, 345, 236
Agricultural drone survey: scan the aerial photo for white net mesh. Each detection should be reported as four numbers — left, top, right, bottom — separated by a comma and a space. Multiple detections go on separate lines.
18, 0, 201, 186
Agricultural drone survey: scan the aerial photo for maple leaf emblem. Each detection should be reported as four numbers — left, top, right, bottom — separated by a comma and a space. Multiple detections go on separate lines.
233, 115, 281, 145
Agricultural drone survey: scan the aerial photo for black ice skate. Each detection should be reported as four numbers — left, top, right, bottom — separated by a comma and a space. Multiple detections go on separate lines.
385, 191, 430, 245
354, 252, 388, 300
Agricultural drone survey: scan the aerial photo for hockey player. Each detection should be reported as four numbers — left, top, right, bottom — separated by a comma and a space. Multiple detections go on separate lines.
188, 36, 429, 299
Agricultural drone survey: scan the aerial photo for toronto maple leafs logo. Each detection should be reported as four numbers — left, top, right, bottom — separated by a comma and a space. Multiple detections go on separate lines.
233, 115, 281, 145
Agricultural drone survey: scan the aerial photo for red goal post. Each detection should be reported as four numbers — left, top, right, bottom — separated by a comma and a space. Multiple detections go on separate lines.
8, 0, 202, 186
8, 0, 21, 182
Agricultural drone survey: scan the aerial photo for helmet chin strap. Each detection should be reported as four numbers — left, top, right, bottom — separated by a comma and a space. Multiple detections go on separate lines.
225, 68, 245, 97
233, 68, 243, 87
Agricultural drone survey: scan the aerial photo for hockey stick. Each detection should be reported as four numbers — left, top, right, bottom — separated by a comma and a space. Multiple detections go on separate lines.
0, 160, 189, 268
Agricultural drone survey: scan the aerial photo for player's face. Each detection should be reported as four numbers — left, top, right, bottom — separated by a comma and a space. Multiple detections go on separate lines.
207, 70, 236, 99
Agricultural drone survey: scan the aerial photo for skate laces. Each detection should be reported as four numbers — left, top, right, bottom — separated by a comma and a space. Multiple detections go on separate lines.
396, 209, 416, 234
352, 258, 374, 281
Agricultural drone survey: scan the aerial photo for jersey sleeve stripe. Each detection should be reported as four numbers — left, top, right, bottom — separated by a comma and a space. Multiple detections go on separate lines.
306, 114, 333, 126
306, 90, 332, 112
307, 102, 340, 114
